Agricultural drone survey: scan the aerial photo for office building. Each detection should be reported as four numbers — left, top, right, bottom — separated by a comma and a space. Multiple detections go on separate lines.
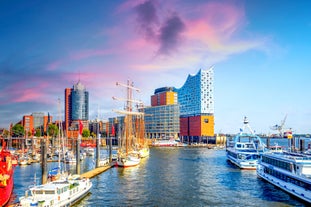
65, 80, 89, 138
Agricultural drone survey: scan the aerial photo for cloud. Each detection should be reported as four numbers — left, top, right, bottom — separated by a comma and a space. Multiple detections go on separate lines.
158, 13, 185, 55
134, 0, 159, 40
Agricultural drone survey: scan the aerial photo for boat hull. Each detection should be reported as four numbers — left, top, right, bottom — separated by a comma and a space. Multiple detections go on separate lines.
0, 174, 14, 206
257, 164, 311, 203
227, 153, 258, 170
117, 156, 141, 167
0, 146, 17, 207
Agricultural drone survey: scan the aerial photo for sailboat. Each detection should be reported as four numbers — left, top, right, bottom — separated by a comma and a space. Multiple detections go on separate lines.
136, 111, 149, 158
18, 99, 93, 206
0, 139, 18, 206
113, 80, 148, 167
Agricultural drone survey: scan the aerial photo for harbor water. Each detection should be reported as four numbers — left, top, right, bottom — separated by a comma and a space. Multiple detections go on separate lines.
7, 138, 310, 207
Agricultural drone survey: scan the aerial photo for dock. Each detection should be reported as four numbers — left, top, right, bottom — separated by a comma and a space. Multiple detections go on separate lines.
80, 163, 114, 178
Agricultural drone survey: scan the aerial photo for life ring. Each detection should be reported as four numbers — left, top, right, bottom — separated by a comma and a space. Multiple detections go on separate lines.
58, 196, 60, 201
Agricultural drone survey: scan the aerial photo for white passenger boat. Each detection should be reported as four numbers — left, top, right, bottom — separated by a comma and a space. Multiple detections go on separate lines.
18, 174, 92, 206
226, 117, 267, 170
257, 152, 311, 203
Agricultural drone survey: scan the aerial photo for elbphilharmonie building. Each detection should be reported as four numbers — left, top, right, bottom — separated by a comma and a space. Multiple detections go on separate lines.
176, 67, 214, 139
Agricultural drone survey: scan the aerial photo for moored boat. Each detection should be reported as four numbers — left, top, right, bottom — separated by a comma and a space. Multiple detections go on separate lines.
257, 152, 311, 203
0, 140, 18, 206
226, 117, 267, 169
18, 174, 92, 206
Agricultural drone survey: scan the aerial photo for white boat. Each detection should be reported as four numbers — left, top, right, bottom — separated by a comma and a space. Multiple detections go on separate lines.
85, 147, 95, 156
226, 117, 267, 170
116, 153, 141, 167
257, 152, 311, 203
138, 147, 150, 158
19, 174, 92, 206
152, 138, 179, 147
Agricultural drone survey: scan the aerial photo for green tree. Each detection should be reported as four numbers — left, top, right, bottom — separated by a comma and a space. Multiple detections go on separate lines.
82, 129, 90, 138
12, 124, 25, 137
48, 124, 59, 137
35, 127, 42, 137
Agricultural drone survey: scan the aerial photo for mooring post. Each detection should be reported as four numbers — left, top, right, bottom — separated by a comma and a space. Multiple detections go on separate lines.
96, 122, 100, 168
41, 138, 48, 184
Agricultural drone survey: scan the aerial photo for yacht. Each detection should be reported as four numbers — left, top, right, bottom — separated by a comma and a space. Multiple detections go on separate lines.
19, 174, 92, 206
257, 152, 311, 203
226, 117, 267, 169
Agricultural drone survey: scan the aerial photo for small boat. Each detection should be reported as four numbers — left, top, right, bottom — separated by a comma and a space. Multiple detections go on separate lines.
226, 117, 267, 170
18, 174, 92, 206
152, 138, 179, 147
138, 147, 150, 158
257, 151, 311, 203
116, 152, 141, 167
268, 143, 285, 153
0, 140, 18, 206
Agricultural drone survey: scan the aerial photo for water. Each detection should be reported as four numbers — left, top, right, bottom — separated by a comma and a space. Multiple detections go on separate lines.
8, 139, 310, 207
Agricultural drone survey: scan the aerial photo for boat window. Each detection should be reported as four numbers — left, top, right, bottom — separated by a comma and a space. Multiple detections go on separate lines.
302, 166, 311, 175
245, 144, 254, 149
236, 144, 242, 148
34, 190, 44, 194
45, 190, 55, 194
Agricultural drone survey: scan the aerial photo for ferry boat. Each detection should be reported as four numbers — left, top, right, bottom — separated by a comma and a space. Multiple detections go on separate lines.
226, 117, 267, 170
257, 152, 311, 203
18, 174, 92, 206
0, 141, 18, 206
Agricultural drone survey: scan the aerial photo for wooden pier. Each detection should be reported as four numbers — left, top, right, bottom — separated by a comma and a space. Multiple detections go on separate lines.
80, 163, 114, 179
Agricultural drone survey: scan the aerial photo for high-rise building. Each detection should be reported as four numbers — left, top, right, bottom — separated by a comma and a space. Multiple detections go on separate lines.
175, 67, 214, 139
65, 81, 89, 137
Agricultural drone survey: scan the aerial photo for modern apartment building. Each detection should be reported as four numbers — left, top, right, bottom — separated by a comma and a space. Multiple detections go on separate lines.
65, 80, 89, 138
144, 87, 180, 139
175, 67, 214, 139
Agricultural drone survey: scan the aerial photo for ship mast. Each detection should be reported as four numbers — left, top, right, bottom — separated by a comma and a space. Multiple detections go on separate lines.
114, 80, 142, 155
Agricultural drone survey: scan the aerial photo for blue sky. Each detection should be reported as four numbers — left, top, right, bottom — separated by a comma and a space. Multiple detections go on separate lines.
1, 0, 311, 134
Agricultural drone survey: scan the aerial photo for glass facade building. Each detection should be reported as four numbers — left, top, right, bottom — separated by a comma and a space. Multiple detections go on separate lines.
71, 81, 89, 121
175, 67, 215, 138
176, 68, 214, 116
144, 104, 180, 139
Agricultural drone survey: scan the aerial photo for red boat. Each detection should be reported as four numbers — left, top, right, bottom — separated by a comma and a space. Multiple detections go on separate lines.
0, 141, 17, 206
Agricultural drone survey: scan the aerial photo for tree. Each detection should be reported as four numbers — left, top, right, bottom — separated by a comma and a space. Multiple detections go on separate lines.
48, 124, 59, 138
82, 129, 90, 138
12, 124, 25, 137
35, 127, 42, 137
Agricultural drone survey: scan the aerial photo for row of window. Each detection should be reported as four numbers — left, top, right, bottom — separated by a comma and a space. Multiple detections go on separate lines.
262, 156, 292, 172
264, 167, 311, 190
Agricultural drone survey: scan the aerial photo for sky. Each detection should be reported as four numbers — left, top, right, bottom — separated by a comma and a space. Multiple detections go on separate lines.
1, 0, 311, 134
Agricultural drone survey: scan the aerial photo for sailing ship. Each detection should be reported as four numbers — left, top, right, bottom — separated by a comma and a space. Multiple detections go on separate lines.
113, 80, 149, 167
0, 140, 18, 206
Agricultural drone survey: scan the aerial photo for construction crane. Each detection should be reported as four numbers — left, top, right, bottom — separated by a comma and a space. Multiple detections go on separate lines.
270, 114, 287, 137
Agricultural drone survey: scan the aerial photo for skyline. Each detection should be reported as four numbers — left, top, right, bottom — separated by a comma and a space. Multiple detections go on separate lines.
1, 0, 311, 134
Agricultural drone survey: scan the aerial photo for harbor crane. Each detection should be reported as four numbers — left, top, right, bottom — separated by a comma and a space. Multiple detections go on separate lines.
270, 114, 287, 137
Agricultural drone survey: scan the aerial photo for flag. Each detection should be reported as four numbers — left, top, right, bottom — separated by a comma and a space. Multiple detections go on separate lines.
111, 125, 115, 136
79, 120, 83, 135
